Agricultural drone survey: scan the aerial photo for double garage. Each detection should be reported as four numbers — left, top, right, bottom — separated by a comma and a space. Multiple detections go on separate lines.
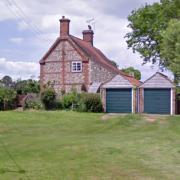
101, 72, 175, 115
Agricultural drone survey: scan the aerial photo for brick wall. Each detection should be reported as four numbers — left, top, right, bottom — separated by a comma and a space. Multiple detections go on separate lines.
139, 88, 144, 113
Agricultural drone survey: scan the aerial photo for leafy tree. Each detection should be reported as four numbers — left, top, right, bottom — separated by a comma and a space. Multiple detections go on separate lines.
0, 87, 17, 110
15, 79, 40, 94
126, 0, 180, 67
1, 75, 13, 87
122, 67, 141, 80
161, 19, 180, 83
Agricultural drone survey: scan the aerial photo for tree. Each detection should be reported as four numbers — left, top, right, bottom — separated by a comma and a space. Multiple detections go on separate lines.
161, 19, 180, 83
122, 67, 141, 80
1, 75, 13, 87
15, 79, 40, 94
0, 87, 17, 110
126, 0, 180, 68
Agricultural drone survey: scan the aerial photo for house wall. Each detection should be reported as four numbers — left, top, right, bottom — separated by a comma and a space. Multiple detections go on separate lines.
89, 60, 116, 84
133, 88, 137, 113
139, 88, 144, 113
101, 88, 106, 112
40, 40, 90, 93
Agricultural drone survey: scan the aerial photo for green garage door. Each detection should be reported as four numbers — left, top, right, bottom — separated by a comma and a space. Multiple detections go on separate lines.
106, 89, 132, 113
144, 89, 171, 114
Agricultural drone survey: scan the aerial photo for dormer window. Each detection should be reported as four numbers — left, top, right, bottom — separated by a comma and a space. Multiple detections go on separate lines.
71, 61, 82, 72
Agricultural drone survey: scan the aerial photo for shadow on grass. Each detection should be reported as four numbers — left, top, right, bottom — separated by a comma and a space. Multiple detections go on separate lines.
0, 168, 26, 174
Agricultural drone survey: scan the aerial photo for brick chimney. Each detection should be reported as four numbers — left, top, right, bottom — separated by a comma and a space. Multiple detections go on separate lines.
82, 25, 94, 45
59, 16, 70, 37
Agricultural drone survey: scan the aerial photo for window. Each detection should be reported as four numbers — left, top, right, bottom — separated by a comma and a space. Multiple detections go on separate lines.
71, 61, 82, 72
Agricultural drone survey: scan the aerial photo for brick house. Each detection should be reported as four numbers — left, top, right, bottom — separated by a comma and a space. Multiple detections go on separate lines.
39, 16, 139, 93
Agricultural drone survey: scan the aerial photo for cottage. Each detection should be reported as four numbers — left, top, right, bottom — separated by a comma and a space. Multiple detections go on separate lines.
39, 16, 138, 93
138, 72, 176, 114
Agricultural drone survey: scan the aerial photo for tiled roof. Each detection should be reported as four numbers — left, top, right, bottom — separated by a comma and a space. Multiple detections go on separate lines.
39, 35, 141, 87
70, 35, 141, 87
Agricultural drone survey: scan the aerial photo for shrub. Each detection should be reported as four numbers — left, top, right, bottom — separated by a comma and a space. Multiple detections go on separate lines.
61, 91, 79, 109
25, 99, 43, 110
78, 93, 102, 112
0, 88, 17, 110
55, 99, 63, 110
41, 88, 56, 110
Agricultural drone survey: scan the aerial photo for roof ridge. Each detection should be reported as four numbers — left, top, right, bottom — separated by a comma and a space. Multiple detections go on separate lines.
70, 35, 134, 76
139, 71, 175, 87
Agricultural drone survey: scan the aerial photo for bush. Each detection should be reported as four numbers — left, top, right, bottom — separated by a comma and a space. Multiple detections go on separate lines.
78, 93, 102, 112
61, 91, 79, 109
0, 88, 17, 110
25, 99, 43, 110
41, 88, 56, 110
54, 99, 63, 110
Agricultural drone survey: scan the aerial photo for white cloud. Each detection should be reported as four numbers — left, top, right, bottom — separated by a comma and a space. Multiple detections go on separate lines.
9, 37, 24, 44
1, 0, 172, 81
0, 58, 39, 80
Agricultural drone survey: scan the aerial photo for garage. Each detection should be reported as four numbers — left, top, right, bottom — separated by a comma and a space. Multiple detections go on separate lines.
144, 88, 171, 114
106, 88, 132, 113
139, 72, 176, 115
101, 74, 140, 113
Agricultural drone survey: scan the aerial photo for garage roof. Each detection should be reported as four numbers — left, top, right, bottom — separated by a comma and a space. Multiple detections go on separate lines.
102, 74, 133, 88
140, 72, 175, 88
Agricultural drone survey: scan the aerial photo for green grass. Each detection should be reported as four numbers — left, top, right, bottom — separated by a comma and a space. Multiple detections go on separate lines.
0, 111, 180, 180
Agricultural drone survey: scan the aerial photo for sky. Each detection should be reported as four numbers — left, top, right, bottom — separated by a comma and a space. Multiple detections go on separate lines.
0, 0, 173, 81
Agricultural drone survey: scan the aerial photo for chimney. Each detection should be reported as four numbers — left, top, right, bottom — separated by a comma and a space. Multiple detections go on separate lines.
82, 25, 94, 45
59, 16, 70, 37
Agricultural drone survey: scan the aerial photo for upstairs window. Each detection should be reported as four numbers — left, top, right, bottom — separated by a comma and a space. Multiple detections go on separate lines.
71, 61, 82, 72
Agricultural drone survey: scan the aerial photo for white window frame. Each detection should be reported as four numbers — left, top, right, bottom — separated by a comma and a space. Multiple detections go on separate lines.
71, 61, 82, 72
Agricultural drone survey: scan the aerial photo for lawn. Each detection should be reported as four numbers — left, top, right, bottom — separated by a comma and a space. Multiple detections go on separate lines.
0, 111, 179, 180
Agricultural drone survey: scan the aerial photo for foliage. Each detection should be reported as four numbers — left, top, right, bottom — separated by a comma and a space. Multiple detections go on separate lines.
61, 91, 79, 109
122, 67, 141, 80
15, 79, 40, 94
1, 75, 13, 87
0, 87, 17, 110
126, 0, 180, 68
176, 87, 180, 95
55, 99, 63, 109
41, 88, 56, 110
78, 93, 102, 112
60, 91, 102, 112
24, 99, 43, 110
160, 19, 180, 83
